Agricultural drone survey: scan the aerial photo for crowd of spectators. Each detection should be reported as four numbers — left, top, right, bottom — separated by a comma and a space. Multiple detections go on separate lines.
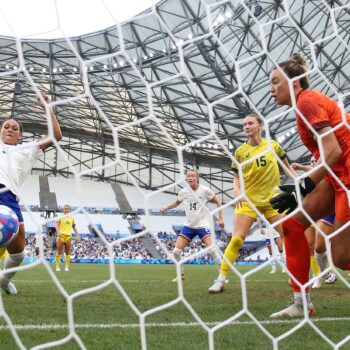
24, 232, 259, 261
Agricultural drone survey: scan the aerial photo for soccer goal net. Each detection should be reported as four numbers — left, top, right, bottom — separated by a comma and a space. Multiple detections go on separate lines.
0, 0, 349, 349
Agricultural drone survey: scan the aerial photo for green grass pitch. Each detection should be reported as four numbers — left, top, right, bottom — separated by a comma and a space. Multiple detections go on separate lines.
0, 264, 349, 349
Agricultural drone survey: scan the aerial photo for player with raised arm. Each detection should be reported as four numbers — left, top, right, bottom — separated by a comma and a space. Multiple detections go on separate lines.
0, 93, 62, 295
291, 158, 336, 288
55, 205, 80, 272
269, 53, 350, 317
161, 169, 224, 282
208, 114, 296, 293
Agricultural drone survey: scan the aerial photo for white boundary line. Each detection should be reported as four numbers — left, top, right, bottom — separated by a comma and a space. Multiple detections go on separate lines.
1, 318, 350, 331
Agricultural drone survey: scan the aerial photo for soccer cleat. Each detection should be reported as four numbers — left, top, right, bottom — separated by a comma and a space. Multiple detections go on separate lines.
208, 279, 225, 293
1, 281, 18, 295
325, 272, 337, 284
225, 278, 229, 284
270, 268, 276, 274
64, 266, 69, 272
172, 274, 185, 282
56, 266, 61, 272
270, 303, 317, 318
312, 276, 325, 289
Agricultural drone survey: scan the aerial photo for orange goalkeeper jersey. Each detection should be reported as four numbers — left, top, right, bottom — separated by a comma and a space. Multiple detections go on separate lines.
295, 89, 350, 189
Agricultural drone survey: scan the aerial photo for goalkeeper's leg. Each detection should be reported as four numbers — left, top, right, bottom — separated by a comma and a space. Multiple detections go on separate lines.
270, 179, 336, 318
329, 190, 350, 271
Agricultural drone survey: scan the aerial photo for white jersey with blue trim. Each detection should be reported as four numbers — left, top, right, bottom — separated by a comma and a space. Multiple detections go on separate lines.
177, 184, 214, 229
0, 141, 41, 197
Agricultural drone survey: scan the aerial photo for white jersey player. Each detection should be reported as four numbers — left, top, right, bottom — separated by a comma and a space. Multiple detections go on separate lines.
161, 169, 225, 281
0, 94, 62, 295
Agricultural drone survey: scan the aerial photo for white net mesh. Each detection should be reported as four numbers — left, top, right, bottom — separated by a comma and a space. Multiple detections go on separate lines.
0, 0, 349, 349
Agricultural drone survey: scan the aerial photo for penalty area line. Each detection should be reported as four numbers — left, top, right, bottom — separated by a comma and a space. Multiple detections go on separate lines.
1, 317, 350, 331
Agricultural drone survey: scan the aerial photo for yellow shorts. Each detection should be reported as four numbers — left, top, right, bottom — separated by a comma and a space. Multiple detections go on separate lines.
235, 201, 279, 220
58, 235, 72, 244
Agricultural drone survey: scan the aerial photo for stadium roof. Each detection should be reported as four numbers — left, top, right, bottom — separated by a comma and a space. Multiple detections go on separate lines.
0, 0, 349, 192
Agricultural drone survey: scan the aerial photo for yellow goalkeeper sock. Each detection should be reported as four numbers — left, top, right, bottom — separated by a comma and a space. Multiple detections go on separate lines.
65, 255, 71, 268
55, 254, 61, 267
310, 255, 320, 275
220, 236, 244, 276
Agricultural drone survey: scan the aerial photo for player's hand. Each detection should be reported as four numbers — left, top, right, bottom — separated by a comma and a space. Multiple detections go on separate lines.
218, 218, 225, 228
36, 93, 51, 110
291, 163, 301, 170
269, 177, 316, 214
160, 208, 167, 214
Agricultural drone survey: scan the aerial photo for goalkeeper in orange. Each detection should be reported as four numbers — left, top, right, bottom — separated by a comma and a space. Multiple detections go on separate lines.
269, 53, 350, 318
208, 113, 296, 293
55, 205, 80, 272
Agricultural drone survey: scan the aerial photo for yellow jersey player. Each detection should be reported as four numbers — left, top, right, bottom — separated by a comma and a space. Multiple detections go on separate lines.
55, 205, 80, 272
209, 113, 296, 293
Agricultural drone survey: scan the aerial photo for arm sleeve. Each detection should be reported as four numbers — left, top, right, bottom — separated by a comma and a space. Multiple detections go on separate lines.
177, 190, 184, 202
205, 187, 215, 201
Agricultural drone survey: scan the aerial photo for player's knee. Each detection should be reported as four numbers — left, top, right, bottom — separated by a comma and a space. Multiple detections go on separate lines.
172, 248, 183, 261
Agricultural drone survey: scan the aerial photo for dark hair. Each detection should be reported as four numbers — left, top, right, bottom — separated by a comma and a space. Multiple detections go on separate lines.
245, 113, 263, 125
0, 118, 24, 134
278, 53, 310, 89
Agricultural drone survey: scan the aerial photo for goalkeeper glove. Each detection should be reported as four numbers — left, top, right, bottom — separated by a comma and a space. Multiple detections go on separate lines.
269, 177, 316, 214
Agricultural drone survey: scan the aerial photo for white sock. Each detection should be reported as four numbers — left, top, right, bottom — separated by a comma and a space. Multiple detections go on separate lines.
209, 247, 222, 267
278, 251, 285, 264
2, 251, 25, 286
217, 274, 226, 282
173, 248, 184, 274
316, 252, 328, 272
294, 292, 312, 306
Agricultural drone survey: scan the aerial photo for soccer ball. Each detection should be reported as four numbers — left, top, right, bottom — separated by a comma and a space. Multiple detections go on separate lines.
0, 205, 19, 247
